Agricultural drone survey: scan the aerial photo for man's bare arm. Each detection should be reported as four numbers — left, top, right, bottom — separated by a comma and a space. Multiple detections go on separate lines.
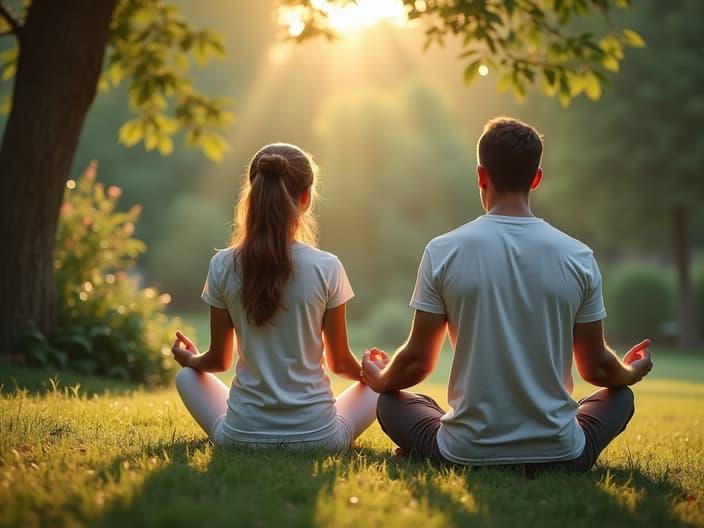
362, 310, 447, 393
573, 320, 652, 387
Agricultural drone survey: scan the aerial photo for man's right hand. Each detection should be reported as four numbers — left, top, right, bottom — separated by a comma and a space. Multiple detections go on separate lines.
622, 338, 653, 384
361, 351, 386, 393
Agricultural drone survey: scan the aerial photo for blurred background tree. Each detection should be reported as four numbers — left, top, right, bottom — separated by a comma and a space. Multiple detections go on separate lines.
532, 0, 704, 346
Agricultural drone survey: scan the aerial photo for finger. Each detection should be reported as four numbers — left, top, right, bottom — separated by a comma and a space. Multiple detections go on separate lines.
176, 331, 195, 349
631, 339, 651, 354
370, 348, 388, 362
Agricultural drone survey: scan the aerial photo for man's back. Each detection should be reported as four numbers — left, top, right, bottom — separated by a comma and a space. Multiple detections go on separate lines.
412, 214, 606, 464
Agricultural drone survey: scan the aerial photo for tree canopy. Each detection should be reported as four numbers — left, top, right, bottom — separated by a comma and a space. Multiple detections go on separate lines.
1, 0, 233, 160
279, 0, 644, 105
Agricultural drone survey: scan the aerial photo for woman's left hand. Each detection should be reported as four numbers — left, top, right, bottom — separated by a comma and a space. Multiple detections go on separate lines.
172, 331, 199, 368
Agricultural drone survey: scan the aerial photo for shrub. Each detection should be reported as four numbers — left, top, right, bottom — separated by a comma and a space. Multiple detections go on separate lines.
18, 161, 190, 386
603, 261, 674, 344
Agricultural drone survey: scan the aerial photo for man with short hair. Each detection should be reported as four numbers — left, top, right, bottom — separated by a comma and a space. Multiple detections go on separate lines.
361, 116, 653, 472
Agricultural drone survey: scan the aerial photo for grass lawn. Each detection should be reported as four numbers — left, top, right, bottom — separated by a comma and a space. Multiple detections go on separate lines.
1, 349, 703, 527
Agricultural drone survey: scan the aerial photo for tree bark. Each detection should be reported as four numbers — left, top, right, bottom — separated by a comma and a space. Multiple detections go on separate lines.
673, 205, 699, 348
0, 0, 118, 355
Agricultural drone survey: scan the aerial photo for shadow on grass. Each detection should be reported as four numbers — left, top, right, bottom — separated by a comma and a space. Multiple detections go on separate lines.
374, 457, 698, 528
95, 440, 341, 528
92, 440, 696, 528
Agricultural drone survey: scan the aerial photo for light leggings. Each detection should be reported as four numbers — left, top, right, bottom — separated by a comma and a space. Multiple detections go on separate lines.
175, 367, 379, 450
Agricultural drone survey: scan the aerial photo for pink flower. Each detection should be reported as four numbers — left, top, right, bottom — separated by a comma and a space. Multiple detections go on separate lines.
107, 186, 122, 199
84, 161, 98, 181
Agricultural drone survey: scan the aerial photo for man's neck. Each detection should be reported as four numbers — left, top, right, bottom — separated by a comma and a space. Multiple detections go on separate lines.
485, 193, 534, 217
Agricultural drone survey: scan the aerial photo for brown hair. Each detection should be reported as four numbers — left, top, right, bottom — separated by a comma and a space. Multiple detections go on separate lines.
231, 143, 318, 326
477, 117, 543, 193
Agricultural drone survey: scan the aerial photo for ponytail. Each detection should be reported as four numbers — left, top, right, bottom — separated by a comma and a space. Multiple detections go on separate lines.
231, 144, 318, 326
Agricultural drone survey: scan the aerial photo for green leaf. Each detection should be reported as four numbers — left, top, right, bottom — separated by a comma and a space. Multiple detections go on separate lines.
118, 119, 144, 147
157, 135, 174, 156
582, 71, 602, 101
97, 75, 110, 93
622, 29, 646, 48
144, 130, 159, 151
107, 62, 125, 87
0, 95, 11, 114
600, 35, 624, 59
602, 55, 620, 72
0, 47, 18, 62
544, 68, 556, 87
1, 63, 15, 81
132, 7, 155, 26
463, 60, 482, 85
496, 72, 513, 93
198, 131, 229, 161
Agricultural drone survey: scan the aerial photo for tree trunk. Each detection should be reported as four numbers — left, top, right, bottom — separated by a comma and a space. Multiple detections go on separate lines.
673, 205, 699, 348
0, 0, 118, 355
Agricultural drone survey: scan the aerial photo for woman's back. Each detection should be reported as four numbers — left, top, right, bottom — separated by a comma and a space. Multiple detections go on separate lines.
172, 142, 377, 451
201, 242, 353, 442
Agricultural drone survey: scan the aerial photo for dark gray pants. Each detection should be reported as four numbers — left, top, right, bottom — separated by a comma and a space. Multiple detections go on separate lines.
376, 386, 635, 473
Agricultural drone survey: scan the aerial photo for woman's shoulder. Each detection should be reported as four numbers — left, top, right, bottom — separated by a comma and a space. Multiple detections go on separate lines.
208, 246, 237, 272
293, 242, 342, 267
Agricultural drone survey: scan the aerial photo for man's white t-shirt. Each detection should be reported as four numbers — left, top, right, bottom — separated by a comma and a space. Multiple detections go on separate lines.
411, 215, 606, 465
201, 242, 354, 444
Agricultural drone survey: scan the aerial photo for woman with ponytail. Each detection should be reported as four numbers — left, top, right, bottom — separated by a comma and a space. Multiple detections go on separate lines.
171, 143, 382, 450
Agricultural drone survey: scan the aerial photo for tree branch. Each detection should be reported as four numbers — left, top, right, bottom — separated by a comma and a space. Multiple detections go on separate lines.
0, 2, 22, 37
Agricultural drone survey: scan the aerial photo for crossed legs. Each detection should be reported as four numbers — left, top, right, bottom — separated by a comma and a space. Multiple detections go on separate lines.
376, 386, 635, 471
174, 367, 378, 448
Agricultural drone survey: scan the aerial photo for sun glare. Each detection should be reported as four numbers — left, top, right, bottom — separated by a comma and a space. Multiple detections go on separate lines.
281, 0, 411, 37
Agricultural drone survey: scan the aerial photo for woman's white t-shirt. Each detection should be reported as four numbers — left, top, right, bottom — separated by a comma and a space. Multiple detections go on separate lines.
201, 242, 353, 444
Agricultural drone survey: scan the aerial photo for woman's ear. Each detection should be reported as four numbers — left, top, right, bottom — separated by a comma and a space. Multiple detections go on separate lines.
299, 187, 311, 210
530, 168, 543, 190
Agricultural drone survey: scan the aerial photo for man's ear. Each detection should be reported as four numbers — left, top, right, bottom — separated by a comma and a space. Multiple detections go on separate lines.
530, 167, 543, 190
477, 165, 489, 189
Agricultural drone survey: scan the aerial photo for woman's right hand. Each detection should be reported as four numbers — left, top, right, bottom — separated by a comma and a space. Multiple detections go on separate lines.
172, 331, 199, 368
366, 347, 389, 368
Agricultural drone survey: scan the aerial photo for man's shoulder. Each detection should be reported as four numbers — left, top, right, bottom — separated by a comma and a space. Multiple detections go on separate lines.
538, 222, 595, 254
426, 217, 595, 258
427, 218, 483, 247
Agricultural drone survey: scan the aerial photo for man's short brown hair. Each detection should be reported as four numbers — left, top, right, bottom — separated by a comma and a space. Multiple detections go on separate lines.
477, 117, 543, 193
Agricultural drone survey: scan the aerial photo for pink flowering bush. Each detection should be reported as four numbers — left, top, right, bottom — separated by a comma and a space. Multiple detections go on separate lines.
19, 161, 189, 385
